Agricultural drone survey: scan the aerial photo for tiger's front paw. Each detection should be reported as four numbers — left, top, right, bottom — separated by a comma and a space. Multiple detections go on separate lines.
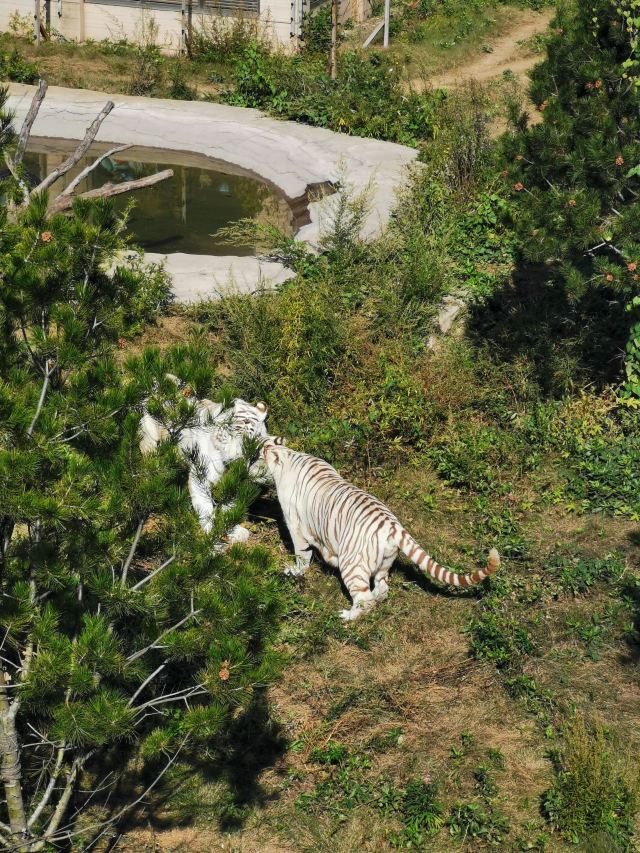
339, 606, 363, 622
284, 562, 307, 577
227, 525, 251, 544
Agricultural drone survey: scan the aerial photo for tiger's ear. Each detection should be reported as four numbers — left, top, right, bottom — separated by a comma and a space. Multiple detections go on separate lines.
199, 399, 224, 419
255, 401, 268, 420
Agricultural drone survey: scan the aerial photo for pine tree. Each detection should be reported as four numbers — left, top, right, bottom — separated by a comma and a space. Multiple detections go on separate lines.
502, 0, 640, 389
0, 87, 283, 850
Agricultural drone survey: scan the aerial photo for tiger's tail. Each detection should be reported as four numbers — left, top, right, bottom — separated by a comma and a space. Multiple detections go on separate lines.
397, 531, 500, 587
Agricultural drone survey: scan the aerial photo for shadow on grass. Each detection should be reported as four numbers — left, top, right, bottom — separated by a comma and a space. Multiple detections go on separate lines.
98, 688, 288, 847
466, 262, 628, 395
394, 557, 489, 599
620, 576, 640, 665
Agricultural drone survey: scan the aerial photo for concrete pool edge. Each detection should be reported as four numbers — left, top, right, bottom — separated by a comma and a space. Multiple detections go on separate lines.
7, 83, 419, 301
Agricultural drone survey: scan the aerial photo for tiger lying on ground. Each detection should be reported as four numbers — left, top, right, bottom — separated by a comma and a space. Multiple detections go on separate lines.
260, 437, 500, 620
140, 377, 269, 542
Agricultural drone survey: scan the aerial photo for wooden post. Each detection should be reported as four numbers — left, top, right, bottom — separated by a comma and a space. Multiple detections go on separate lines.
383, 0, 390, 47
180, 0, 187, 56
34, 0, 41, 46
330, 0, 338, 79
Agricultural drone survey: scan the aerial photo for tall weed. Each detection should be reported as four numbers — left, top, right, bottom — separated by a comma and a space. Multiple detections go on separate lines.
127, 16, 164, 96
190, 13, 268, 63
542, 715, 638, 850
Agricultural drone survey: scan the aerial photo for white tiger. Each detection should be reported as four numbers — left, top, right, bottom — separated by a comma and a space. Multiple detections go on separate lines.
140, 380, 269, 542
260, 438, 500, 620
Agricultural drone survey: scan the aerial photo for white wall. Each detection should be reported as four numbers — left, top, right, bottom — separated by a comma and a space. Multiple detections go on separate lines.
0, 0, 298, 52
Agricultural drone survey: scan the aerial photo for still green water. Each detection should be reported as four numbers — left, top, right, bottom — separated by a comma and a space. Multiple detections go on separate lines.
24, 141, 292, 255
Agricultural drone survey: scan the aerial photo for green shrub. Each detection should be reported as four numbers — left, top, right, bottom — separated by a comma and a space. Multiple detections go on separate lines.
563, 429, 640, 519
542, 715, 638, 849
310, 742, 349, 765
0, 48, 38, 83
168, 59, 197, 100
301, 6, 334, 56
224, 44, 439, 146
126, 18, 164, 95
551, 554, 624, 596
203, 275, 347, 430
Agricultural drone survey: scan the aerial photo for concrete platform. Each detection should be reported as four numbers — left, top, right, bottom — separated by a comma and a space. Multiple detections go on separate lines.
7, 84, 418, 301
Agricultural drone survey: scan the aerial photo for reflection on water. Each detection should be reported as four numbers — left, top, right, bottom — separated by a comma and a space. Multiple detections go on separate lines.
24, 140, 293, 256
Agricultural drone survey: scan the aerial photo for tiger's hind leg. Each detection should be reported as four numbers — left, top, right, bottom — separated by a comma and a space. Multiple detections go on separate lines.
339, 562, 376, 621
372, 556, 394, 603
284, 525, 313, 577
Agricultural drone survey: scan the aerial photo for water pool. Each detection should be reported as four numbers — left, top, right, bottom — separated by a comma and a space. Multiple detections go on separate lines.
24, 139, 295, 256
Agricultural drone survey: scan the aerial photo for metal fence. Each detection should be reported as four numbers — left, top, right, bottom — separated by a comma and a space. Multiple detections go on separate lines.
85, 0, 260, 15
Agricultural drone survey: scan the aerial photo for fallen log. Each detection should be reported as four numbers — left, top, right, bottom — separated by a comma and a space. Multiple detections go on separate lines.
48, 169, 174, 213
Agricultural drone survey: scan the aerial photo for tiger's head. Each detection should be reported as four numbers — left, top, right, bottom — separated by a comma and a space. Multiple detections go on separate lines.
259, 435, 287, 470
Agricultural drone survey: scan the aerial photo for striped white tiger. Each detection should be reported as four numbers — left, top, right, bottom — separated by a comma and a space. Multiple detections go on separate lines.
260, 438, 500, 620
140, 378, 268, 542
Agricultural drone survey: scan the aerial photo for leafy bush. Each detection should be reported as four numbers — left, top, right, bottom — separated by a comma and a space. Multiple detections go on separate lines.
542, 715, 638, 849
301, 6, 335, 56
551, 554, 625, 596
225, 44, 439, 146
168, 59, 198, 100
0, 48, 38, 83
204, 275, 347, 430
310, 742, 349, 765
563, 429, 640, 519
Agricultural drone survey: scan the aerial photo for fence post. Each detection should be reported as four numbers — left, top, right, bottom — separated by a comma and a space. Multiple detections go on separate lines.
330, 0, 338, 78
383, 0, 390, 47
34, 0, 41, 46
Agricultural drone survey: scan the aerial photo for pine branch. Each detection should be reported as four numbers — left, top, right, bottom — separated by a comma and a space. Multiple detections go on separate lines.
40, 750, 95, 846
27, 743, 66, 829
120, 519, 144, 587
127, 663, 166, 707
36, 739, 188, 850
132, 683, 208, 715
130, 556, 175, 591
126, 607, 201, 664
26, 360, 53, 438
3, 153, 30, 209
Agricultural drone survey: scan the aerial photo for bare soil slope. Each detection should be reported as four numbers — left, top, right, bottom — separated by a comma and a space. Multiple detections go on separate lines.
426, 8, 554, 88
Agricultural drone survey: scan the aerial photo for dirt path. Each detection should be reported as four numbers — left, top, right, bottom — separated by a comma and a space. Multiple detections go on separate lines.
423, 8, 554, 88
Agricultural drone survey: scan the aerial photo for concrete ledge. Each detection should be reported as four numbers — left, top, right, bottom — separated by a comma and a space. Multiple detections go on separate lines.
7, 84, 417, 300
145, 252, 296, 303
